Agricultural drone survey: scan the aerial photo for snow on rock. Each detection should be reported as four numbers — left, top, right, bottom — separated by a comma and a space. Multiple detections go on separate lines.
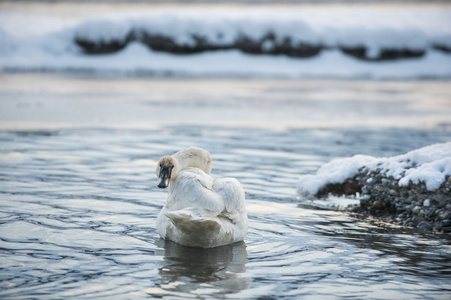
66, 7, 451, 61
297, 155, 377, 198
400, 157, 451, 190
1, 5, 451, 77
297, 142, 451, 198
67, 7, 451, 55
74, 19, 132, 44
297, 142, 451, 233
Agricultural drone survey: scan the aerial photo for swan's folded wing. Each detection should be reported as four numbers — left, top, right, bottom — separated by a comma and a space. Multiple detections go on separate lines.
176, 172, 225, 214
213, 178, 246, 214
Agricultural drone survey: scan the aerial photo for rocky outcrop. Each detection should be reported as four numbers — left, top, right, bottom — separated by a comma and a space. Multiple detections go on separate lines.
318, 168, 451, 234
339, 46, 425, 61
75, 32, 324, 58
74, 30, 450, 61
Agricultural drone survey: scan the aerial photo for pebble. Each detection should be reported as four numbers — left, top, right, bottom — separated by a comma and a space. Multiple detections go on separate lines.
426, 208, 436, 218
439, 200, 447, 208
442, 219, 451, 227
412, 206, 421, 214
423, 199, 430, 207
412, 216, 425, 225
439, 213, 451, 220
417, 221, 433, 231
432, 195, 443, 202
372, 200, 384, 210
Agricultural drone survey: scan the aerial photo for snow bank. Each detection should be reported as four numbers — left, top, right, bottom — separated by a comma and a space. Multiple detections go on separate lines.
297, 142, 451, 198
1, 5, 451, 78
69, 7, 451, 54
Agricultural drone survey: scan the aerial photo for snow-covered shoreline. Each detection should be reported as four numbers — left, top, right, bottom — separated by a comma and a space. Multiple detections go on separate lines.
1, 4, 451, 78
70, 7, 451, 60
297, 142, 451, 233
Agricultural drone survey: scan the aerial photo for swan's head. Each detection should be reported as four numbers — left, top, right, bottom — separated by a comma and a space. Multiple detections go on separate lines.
156, 156, 179, 189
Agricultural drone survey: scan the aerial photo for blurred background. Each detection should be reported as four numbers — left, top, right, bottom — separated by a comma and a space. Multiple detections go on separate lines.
1, 0, 451, 129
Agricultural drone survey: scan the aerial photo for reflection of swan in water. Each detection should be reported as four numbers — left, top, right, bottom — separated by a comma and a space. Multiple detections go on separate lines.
151, 239, 251, 297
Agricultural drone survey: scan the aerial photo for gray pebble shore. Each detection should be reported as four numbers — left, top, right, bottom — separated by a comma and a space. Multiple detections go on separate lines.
316, 169, 451, 234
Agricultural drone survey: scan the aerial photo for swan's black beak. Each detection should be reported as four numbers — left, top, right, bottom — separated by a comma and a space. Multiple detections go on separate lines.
157, 166, 172, 189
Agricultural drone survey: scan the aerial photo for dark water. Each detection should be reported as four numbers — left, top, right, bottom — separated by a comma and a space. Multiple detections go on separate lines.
1, 126, 451, 299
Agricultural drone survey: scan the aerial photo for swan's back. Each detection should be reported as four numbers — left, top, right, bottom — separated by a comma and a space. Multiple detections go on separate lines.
169, 168, 223, 214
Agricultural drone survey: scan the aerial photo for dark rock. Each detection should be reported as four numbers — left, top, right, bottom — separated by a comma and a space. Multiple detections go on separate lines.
317, 178, 362, 199
442, 219, 451, 228
412, 216, 425, 226
371, 200, 384, 211
75, 37, 130, 54
351, 206, 361, 213
339, 46, 425, 61
141, 32, 225, 54
417, 221, 433, 231
438, 199, 447, 208
433, 44, 451, 53
412, 206, 421, 214
426, 207, 436, 218
235, 35, 323, 58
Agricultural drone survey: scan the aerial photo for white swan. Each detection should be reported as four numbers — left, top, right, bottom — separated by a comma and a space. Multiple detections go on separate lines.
156, 147, 248, 248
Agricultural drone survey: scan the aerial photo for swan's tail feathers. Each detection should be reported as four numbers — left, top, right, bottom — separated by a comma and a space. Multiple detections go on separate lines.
164, 210, 193, 224
165, 210, 222, 235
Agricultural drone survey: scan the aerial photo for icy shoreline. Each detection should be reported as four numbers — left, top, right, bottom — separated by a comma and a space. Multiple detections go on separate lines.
1, 4, 451, 78
297, 142, 451, 233
72, 15, 450, 61
69, 6, 451, 59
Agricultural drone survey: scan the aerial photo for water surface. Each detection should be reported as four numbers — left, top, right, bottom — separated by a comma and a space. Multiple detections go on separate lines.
1, 124, 451, 299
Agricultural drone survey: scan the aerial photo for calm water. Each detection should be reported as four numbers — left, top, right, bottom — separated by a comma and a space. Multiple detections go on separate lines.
1, 125, 451, 299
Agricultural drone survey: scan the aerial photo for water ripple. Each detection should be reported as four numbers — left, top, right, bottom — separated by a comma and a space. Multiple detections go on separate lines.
1, 127, 451, 299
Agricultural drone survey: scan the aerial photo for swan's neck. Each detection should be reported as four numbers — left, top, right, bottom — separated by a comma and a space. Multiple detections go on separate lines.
172, 147, 212, 175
